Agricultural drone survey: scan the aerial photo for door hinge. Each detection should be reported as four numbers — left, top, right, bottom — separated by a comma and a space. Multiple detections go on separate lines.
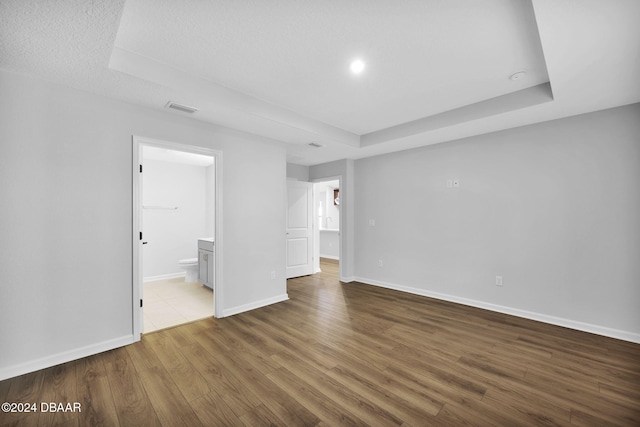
140, 299, 143, 308
139, 164, 143, 173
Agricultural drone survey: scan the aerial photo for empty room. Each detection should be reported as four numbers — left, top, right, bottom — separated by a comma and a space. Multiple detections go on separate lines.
1, 0, 639, 426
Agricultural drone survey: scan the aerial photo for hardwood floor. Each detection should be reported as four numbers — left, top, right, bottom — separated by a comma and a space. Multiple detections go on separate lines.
1, 258, 639, 426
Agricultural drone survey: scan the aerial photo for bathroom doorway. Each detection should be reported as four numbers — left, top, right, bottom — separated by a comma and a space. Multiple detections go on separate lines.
132, 136, 223, 338
312, 178, 341, 274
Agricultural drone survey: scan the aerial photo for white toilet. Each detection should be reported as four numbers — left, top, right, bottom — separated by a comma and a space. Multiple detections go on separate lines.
178, 258, 199, 282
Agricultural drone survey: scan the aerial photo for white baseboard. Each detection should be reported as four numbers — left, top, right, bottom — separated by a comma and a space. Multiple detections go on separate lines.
0, 335, 136, 382
222, 293, 289, 318
340, 276, 355, 283
353, 276, 640, 344
319, 255, 340, 260
144, 272, 185, 282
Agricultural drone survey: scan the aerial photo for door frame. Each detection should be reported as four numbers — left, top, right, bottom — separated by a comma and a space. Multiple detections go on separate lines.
132, 135, 223, 339
311, 175, 342, 279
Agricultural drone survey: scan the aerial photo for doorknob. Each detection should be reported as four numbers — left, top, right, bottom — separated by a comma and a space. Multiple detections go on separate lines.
142, 241, 148, 245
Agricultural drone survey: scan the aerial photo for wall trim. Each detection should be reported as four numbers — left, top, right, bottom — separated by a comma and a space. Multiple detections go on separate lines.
143, 272, 185, 282
222, 293, 289, 317
0, 335, 135, 382
319, 254, 340, 260
340, 276, 356, 283
353, 276, 640, 344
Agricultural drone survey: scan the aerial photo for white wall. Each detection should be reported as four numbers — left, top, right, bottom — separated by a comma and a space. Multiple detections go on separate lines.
319, 230, 339, 259
142, 158, 208, 279
0, 69, 287, 380
354, 103, 640, 342
286, 163, 309, 181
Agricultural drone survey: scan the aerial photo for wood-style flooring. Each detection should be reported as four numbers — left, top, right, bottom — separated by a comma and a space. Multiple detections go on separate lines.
1, 259, 639, 426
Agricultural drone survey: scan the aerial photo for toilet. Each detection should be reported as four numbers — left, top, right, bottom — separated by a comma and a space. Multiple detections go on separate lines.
178, 258, 199, 282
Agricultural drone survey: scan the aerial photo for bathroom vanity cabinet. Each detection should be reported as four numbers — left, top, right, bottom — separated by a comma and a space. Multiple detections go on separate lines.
198, 238, 214, 290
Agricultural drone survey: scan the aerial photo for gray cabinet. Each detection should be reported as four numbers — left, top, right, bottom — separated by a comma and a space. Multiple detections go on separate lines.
198, 239, 214, 290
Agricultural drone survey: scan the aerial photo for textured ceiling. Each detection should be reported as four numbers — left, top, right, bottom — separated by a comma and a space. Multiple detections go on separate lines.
1, 0, 639, 166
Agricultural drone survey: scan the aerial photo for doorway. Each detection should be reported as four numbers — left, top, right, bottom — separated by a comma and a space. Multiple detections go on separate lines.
132, 136, 223, 339
312, 178, 341, 274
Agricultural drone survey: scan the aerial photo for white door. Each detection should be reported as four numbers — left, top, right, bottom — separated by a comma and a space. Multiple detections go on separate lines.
286, 181, 314, 278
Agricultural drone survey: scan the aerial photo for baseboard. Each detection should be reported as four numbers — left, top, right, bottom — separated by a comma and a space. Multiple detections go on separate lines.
340, 276, 355, 283
353, 276, 640, 344
0, 335, 136, 381
319, 254, 340, 260
144, 272, 185, 282
222, 293, 289, 317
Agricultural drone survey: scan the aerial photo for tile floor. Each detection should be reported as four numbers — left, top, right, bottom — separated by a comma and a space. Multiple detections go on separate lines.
143, 277, 214, 333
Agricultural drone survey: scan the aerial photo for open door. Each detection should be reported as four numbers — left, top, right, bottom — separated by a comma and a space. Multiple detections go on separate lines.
286, 181, 314, 278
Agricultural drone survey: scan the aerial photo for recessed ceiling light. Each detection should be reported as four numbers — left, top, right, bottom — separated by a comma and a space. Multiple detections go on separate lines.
350, 59, 366, 75
509, 71, 526, 81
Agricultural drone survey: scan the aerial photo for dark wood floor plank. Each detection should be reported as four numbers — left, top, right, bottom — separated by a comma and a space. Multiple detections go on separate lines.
523, 370, 640, 426
325, 364, 439, 426
216, 349, 321, 426
0, 369, 45, 426
1, 259, 639, 426
481, 388, 571, 426
188, 391, 244, 427
142, 332, 211, 403
271, 350, 403, 427
176, 340, 261, 418
36, 362, 78, 427
265, 366, 367, 427
311, 342, 445, 416
102, 347, 162, 427
136, 366, 203, 427
238, 403, 288, 427
75, 354, 120, 427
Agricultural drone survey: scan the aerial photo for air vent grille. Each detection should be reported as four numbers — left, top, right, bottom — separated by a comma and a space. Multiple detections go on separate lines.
165, 101, 198, 114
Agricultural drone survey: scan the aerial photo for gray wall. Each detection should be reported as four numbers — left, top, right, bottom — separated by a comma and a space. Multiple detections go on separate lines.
0, 69, 287, 379
354, 103, 640, 340
286, 162, 309, 181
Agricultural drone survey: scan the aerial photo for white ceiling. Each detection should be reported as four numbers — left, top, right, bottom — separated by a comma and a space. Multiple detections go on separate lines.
1, 0, 639, 166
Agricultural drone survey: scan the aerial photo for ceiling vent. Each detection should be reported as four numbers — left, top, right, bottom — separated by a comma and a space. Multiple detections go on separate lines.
308, 142, 324, 148
165, 101, 198, 114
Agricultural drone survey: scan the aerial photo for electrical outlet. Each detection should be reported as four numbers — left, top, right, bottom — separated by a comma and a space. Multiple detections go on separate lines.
446, 179, 453, 188
378, 260, 383, 267
369, 219, 375, 226
271, 271, 276, 280
495, 275, 503, 286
